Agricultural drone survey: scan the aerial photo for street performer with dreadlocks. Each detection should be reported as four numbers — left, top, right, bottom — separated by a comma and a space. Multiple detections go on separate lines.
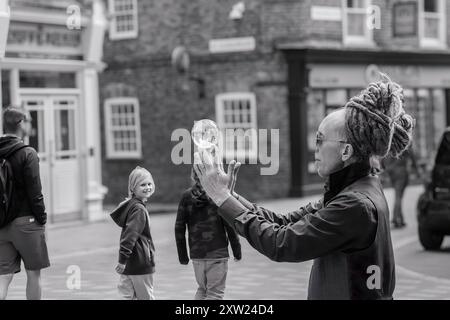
193, 74, 415, 300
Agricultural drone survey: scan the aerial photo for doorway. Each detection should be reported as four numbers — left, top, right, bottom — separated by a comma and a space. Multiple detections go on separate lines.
21, 94, 82, 222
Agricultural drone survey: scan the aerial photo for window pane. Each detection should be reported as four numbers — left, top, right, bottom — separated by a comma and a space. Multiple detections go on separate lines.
347, 0, 365, 8
347, 13, 366, 36
424, 16, 439, 38
1, 70, 10, 108
108, 100, 140, 155
424, 0, 437, 12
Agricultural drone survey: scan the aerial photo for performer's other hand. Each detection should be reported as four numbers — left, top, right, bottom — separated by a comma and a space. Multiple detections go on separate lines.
227, 160, 241, 197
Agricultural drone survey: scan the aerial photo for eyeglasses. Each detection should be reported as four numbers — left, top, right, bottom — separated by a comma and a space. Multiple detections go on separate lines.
315, 135, 347, 148
16, 117, 32, 124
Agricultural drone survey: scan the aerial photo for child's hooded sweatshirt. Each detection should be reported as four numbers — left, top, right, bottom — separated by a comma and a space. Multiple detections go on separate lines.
110, 198, 155, 275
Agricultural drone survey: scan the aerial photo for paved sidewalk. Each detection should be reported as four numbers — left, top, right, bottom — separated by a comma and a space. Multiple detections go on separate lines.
5, 185, 450, 300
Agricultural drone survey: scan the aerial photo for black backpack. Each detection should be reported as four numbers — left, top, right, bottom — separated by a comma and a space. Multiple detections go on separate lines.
0, 143, 28, 228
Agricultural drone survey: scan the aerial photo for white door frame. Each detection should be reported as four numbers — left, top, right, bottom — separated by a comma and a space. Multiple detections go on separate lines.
20, 91, 83, 222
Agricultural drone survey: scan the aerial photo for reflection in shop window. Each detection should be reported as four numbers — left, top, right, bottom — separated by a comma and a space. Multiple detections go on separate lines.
28, 109, 46, 154
104, 97, 142, 159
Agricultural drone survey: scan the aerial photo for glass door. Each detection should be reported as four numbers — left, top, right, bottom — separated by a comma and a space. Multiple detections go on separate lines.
21, 94, 81, 221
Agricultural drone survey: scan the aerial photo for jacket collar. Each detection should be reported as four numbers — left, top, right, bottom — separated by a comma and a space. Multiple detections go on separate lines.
324, 160, 371, 204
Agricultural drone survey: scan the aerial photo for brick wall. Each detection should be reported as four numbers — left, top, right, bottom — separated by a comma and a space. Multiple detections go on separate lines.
100, 50, 291, 204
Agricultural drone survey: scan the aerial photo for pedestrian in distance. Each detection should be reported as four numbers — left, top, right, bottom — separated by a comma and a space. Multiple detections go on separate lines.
382, 148, 423, 228
110, 166, 156, 300
194, 74, 414, 300
0, 106, 49, 300
175, 168, 242, 300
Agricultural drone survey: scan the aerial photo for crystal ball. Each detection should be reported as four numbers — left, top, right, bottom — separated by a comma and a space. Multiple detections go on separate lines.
191, 119, 220, 149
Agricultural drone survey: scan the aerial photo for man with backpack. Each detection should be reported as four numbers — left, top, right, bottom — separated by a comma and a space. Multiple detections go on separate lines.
0, 106, 49, 300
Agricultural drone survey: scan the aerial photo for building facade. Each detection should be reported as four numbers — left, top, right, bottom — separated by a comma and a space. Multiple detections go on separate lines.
0, 0, 108, 222
100, 0, 450, 205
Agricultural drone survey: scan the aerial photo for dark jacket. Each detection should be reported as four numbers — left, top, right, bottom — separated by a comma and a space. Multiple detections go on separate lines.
110, 197, 155, 275
0, 135, 46, 225
219, 161, 395, 300
175, 188, 241, 263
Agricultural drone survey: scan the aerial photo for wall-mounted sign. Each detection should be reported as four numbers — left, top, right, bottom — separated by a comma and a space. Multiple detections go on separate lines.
311, 6, 342, 21
209, 36, 255, 54
393, 2, 417, 37
6, 22, 83, 59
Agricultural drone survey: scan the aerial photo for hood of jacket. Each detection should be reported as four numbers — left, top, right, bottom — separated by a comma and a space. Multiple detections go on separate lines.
0, 135, 25, 158
190, 183, 211, 207
110, 197, 146, 227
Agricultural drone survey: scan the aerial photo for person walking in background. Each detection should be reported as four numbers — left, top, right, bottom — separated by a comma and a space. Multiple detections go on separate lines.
0, 107, 49, 300
110, 166, 156, 300
383, 148, 423, 228
175, 169, 242, 300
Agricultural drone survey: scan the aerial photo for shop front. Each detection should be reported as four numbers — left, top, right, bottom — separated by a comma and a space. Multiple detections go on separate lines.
0, 1, 108, 222
284, 49, 450, 196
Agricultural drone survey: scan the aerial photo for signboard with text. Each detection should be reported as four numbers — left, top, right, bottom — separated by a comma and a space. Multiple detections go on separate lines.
6, 22, 83, 60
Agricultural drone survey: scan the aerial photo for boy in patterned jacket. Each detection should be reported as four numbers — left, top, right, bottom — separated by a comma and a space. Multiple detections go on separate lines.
175, 169, 241, 300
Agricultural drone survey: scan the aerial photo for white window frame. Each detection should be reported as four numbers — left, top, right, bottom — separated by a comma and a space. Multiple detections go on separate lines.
215, 92, 258, 161
342, 0, 375, 47
419, 0, 446, 48
104, 97, 142, 159
108, 0, 139, 40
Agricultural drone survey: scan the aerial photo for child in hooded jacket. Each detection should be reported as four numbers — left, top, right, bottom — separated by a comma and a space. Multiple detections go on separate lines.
110, 166, 156, 300
175, 169, 242, 300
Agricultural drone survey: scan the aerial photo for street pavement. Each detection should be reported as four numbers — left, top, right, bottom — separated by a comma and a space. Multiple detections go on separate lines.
5, 185, 450, 300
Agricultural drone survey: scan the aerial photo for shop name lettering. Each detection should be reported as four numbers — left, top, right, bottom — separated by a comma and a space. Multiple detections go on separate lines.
8, 26, 81, 48
171, 128, 280, 175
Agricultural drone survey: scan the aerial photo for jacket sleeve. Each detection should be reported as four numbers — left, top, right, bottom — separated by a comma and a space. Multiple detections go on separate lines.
223, 219, 242, 260
23, 150, 47, 225
218, 192, 377, 263
174, 194, 190, 264
235, 193, 314, 225
118, 205, 146, 265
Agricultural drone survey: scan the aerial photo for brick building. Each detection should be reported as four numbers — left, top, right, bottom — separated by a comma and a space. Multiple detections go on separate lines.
100, 0, 450, 206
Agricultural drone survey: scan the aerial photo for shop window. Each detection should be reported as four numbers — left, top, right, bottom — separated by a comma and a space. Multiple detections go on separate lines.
104, 97, 142, 159
342, 0, 374, 46
419, 0, 446, 48
215, 92, 258, 161
403, 88, 445, 169
108, 0, 139, 40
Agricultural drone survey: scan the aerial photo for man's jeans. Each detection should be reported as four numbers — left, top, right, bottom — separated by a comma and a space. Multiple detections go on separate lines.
192, 259, 228, 300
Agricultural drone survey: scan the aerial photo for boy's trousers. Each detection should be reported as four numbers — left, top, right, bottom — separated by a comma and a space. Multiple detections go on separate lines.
192, 259, 228, 300
118, 273, 155, 300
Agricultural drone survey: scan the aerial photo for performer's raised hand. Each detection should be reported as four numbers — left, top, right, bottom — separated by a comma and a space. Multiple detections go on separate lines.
193, 149, 232, 206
